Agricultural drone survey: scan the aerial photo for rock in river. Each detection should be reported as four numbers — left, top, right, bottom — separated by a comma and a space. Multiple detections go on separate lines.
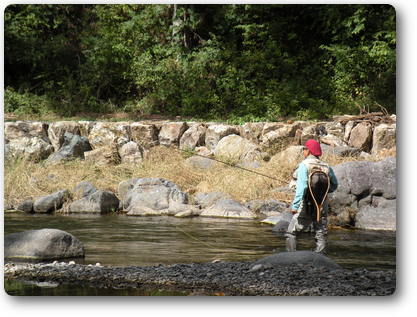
4, 229, 85, 261
68, 189, 120, 214
200, 198, 257, 219
33, 189, 68, 213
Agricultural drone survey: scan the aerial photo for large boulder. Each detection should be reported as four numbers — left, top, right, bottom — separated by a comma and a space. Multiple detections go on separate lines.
265, 211, 294, 230
45, 132, 91, 165
200, 198, 257, 219
205, 124, 239, 151
68, 189, 120, 214
118, 178, 140, 200
269, 145, 304, 164
348, 122, 373, 152
343, 121, 355, 143
328, 157, 396, 230
119, 141, 144, 163
179, 123, 207, 151
300, 125, 319, 144
290, 121, 310, 136
47, 121, 81, 151
214, 134, 260, 163
4, 229, 85, 260
371, 123, 396, 156
72, 181, 96, 198
88, 122, 131, 151
84, 145, 121, 165
324, 122, 345, 140
259, 127, 290, 150
78, 121, 97, 138
194, 191, 227, 208
130, 122, 160, 150
260, 123, 284, 136
17, 200, 34, 213
4, 121, 50, 144
252, 251, 341, 270
123, 178, 188, 215
5, 136, 54, 162
239, 122, 264, 144
320, 144, 360, 157
245, 199, 290, 217
355, 197, 396, 230
166, 202, 201, 217
320, 135, 345, 147
33, 189, 68, 213
185, 156, 218, 169
159, 122, 188, 147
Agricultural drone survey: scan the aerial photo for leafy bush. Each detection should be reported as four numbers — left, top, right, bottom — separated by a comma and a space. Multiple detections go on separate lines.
4, 4, 396, 121
4, 87, 50, 115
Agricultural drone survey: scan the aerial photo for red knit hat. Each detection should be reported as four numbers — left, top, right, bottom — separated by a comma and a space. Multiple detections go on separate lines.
305, 139, 322, 156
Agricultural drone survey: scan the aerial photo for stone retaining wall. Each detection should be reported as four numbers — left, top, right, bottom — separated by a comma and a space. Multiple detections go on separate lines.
4, 115, 396, 164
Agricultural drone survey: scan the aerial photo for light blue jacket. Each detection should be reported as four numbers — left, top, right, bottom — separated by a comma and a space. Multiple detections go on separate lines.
292, 155, 338, 211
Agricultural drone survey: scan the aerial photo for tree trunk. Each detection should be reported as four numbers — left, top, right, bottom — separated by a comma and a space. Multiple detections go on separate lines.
172, 4, 191, 59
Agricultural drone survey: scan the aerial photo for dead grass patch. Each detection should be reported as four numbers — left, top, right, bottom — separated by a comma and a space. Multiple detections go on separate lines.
4, 146, 367, 209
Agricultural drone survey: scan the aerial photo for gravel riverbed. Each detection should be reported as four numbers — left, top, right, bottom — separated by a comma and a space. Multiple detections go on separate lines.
4, 260, 396, 296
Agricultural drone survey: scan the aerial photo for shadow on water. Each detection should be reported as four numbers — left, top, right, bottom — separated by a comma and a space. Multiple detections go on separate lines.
4, 212, 395, 295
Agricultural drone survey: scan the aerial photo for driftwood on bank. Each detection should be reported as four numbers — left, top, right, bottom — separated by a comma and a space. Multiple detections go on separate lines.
336, 112, 396, 126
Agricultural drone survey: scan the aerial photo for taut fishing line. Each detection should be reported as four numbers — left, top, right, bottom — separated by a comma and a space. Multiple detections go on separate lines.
160, 214, 252, 260
175, 147, 283, 182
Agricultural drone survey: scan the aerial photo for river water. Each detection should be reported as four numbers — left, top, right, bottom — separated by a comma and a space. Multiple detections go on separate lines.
4, 212, 396, 295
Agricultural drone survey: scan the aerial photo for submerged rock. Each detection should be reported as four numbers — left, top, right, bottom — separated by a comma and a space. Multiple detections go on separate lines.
253, 251, 341, 270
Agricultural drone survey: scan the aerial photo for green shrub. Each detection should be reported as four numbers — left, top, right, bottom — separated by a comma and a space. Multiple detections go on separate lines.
4, 87, 50, 115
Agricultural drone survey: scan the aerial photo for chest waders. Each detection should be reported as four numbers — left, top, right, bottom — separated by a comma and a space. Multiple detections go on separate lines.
306, 170, 330, 222
285, 157, 332, 253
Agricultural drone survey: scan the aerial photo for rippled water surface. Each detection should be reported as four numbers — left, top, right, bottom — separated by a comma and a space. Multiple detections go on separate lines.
4, 212, 396, 270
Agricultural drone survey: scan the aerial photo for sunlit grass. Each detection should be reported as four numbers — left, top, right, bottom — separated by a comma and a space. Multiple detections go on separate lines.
4, 145, 367, 209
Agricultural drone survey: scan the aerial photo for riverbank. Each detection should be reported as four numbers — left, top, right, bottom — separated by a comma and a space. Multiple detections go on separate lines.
4, 260, 396, 296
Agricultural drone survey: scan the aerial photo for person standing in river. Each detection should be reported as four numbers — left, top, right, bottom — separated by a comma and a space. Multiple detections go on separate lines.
285, 139, 338, 253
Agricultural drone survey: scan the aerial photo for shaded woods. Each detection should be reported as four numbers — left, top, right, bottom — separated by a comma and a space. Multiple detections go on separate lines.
4, 4, 395, 121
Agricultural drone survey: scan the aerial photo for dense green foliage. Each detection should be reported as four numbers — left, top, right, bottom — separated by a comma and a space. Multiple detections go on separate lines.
4, 4, 396, 120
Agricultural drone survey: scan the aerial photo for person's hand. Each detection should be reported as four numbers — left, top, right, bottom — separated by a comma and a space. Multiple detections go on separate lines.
291, 209, 297, 215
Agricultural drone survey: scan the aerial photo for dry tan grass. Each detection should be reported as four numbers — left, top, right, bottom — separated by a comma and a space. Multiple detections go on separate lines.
4, 146, 367, 209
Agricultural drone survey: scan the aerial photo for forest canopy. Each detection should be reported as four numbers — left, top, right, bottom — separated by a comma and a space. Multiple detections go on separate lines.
4, 4, 396, 121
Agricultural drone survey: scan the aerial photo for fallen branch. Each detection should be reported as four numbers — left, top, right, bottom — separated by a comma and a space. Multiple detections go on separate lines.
337, 112, 395, 125
374, 101, 390, 116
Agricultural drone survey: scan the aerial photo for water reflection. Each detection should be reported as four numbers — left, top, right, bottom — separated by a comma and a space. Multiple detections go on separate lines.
4, 212, 396, 270
4, 279, 188, 296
